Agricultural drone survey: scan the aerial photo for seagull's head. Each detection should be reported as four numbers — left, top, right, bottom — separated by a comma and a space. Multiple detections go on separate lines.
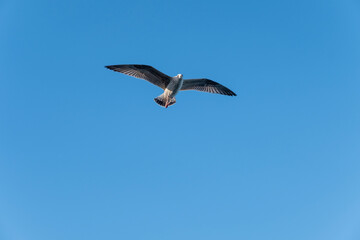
177, 74, 183, 79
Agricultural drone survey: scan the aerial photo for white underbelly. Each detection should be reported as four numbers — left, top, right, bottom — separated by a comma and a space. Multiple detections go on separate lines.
166, 78, 184, 97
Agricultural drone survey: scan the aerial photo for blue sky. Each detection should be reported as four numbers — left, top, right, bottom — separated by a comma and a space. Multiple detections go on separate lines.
1, 0, 360, 239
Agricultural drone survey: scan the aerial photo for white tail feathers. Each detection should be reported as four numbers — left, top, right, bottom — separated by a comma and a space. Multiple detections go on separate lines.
154, 94, 176, 108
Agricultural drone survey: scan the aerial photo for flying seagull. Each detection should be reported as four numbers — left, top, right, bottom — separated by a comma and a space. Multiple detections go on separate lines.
105, 64, 236, 108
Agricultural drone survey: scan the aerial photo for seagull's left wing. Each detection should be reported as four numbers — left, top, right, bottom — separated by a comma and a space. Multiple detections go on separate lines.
181, 79, 236, 96
105, 64, 171, 89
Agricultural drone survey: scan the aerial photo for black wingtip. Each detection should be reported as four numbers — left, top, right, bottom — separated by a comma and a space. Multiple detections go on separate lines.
105, 65, 119, 72
224, 89, 237, 96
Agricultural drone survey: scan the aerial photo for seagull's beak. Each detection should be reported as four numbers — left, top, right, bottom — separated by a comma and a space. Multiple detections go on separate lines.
165, 103, 169, 108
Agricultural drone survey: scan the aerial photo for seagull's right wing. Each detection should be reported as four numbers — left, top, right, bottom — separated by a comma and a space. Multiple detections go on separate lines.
105, 64, 171, 89
181, 79, 236, 96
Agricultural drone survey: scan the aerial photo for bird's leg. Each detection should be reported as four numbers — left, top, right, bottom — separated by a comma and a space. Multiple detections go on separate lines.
164, 96, 169, 108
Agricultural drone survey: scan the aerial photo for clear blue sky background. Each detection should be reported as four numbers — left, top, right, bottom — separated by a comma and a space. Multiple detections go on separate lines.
1, 0, 360, 239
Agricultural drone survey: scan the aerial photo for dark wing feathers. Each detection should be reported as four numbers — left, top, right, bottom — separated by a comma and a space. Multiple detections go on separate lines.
105, 64, 171, 89
181, 79, 236, 96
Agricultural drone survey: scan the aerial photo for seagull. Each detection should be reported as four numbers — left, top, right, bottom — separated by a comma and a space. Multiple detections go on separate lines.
105, 64, 236, 108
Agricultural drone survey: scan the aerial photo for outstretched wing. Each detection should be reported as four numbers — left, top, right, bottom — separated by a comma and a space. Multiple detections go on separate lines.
181, 79, 236, 96
105, 64, 171, 89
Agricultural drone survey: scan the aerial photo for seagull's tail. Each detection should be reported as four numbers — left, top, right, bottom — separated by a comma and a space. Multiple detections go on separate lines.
154, 93, 176, 108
